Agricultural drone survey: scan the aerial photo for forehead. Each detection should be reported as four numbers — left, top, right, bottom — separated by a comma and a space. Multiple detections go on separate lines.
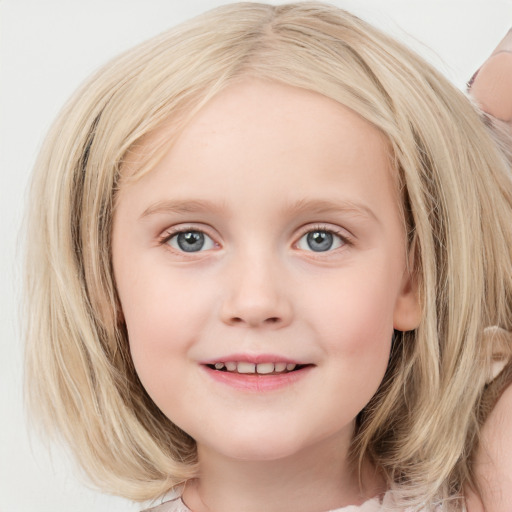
117, 79, 398, 219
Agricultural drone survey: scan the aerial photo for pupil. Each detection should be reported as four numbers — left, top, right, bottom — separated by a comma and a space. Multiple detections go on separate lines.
307, 231, 333, 252
177, 231, 204, 252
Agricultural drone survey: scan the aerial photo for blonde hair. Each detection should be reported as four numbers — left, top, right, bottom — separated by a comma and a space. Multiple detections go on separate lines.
24, 2, 512, 508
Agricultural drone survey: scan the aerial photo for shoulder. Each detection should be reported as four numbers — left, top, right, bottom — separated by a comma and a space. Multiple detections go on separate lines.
140, 490, 190, 512
466, 381, 512, 512
140, 499, 190, 512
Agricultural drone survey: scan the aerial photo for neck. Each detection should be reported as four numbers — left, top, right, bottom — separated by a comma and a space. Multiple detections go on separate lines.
182, 433, 384, 512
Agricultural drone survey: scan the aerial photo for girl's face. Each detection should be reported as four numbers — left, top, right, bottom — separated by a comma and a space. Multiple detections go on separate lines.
112, 80, 420, 463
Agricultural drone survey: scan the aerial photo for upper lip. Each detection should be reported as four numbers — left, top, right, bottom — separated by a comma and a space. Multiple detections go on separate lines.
200, 353, 308, 365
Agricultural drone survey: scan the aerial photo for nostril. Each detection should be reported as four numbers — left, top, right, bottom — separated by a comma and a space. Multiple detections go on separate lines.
228, 316, 281, 326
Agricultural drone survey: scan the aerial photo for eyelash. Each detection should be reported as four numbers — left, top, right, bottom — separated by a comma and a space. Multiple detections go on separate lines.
158, 224, 353, 254
295, 224, 353, 252
158, 226, 217, 251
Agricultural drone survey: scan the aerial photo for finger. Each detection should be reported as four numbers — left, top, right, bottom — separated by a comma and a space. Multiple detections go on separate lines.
490, 28, 512, 56
468, 30, 512, 122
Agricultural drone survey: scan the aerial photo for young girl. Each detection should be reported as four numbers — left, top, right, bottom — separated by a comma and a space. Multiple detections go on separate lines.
24, 3, 512, 511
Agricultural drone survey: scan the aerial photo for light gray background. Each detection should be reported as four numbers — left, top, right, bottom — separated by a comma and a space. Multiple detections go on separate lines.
1, 1, 511, 511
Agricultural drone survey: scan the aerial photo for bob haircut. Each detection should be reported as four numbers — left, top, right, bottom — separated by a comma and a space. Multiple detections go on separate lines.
25, 2, 512, 509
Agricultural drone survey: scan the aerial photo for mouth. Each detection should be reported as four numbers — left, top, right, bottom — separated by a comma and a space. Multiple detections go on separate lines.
201, 355, 314, 391
205, 361, 310, 375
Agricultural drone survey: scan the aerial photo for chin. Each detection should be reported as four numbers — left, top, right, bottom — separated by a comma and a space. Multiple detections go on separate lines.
199, 428, 332, 464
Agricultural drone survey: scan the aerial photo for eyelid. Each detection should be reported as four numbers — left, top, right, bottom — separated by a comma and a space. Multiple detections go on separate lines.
156, 222, 353, 255
158, 224, 220, 251
293, 223, 353, 251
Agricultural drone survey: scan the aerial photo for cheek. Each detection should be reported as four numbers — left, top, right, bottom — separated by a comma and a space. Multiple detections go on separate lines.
124, 296, 193, 414
118, 266, 218, 394
314, 265, 398, 341
120, 261, 207, 340
302, 259, 399, 386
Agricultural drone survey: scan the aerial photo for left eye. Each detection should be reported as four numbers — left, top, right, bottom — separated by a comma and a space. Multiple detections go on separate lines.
167, 230, 216, 253
297, 230, 344, 252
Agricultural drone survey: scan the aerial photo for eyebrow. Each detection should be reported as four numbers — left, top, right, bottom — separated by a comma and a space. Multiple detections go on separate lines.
285, 198, 379, 223
140, 197, 378, 222
140, 199, 226, 219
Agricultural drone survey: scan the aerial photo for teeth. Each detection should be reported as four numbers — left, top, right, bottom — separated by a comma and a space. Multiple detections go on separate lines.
274, 362, 287, 372
237, 362, 256, 374
256, 363, 274, 374
212, 361, 300, 374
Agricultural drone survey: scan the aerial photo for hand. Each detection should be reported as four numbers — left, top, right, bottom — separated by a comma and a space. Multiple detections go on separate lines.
468, 29, 512, 127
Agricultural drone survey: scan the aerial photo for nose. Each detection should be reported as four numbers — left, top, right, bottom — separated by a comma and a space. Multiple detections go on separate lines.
219, 253, 293, 329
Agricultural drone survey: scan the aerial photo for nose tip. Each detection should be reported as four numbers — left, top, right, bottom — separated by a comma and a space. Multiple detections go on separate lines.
219, 248, 294, 329
226, 314, 285, 328
219, 276, 293, 329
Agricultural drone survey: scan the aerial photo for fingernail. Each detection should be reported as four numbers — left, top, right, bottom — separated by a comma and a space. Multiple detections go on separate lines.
492, 28, 512, 55
467, 68, 480, 91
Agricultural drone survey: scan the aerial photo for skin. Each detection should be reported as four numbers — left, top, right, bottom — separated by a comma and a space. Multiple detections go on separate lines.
469, 29, 512, 125
112, 79, 420, 512
466, 29, 512, 512
465, 385, 512, 512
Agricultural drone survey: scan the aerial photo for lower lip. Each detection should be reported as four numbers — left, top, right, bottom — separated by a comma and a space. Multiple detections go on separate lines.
202, 365, 313, 392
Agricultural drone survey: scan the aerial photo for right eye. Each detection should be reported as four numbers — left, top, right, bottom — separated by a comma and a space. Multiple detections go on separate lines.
296, 228, 346, 253
166, 230, 216, 253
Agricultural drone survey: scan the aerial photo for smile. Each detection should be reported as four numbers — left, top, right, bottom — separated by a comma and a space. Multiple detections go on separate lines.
206, 362, 304, 374
202, 357, 314, 392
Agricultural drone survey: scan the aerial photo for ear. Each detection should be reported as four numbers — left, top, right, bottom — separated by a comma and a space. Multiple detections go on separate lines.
114, 291, 125, 325
393, 270, 421, 331
393, 250, 421, 331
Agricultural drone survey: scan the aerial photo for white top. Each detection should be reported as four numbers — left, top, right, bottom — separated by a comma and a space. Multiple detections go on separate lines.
141, 490, 421, 512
